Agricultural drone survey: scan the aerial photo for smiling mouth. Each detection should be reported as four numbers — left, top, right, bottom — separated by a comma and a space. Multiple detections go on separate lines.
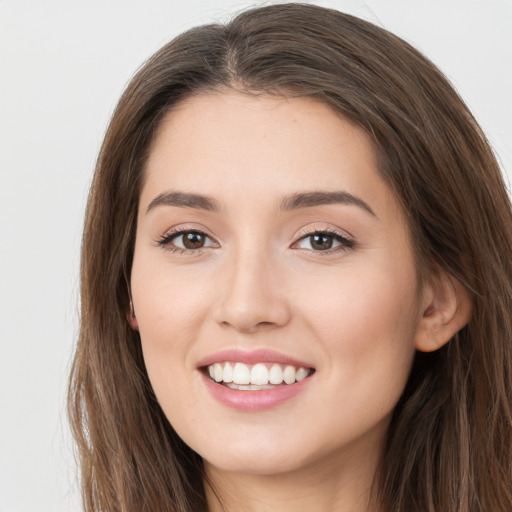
205, 362, 315, 390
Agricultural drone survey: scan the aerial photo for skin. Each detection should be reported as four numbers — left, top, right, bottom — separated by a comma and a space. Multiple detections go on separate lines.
130, 92, 466, 511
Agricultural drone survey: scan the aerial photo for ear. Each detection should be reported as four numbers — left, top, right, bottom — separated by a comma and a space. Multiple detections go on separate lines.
415, 271, 472, 352
127, 300, 139, 331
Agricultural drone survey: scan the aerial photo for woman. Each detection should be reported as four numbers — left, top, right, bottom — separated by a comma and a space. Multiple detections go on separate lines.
68, 3, 512, 511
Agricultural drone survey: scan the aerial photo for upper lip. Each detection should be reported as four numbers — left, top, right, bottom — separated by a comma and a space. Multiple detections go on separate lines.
196, 348, 315, 369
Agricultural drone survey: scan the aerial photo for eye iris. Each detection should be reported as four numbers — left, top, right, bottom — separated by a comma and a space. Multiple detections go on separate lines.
183, 232, 205, 249
311, 234, 333, 250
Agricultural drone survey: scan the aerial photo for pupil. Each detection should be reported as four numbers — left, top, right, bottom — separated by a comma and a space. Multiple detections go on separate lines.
183, 232, 205, 249
311, 234, 333, 250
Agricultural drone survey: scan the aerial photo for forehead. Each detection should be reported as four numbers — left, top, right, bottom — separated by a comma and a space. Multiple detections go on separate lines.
140, 91, 399, 222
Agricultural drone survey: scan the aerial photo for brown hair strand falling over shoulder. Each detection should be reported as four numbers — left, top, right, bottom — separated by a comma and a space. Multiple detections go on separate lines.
68, 4, 512, 511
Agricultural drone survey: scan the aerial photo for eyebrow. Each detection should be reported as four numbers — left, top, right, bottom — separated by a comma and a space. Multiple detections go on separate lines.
146, 191, 220, 213
280, 191, 376, 217
146, 189, 376, 217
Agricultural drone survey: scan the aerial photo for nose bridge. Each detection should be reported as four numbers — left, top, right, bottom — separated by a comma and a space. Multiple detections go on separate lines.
216, 238, 290, 332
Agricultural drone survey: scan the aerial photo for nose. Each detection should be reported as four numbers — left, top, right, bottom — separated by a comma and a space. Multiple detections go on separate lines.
215, 248, 291, 333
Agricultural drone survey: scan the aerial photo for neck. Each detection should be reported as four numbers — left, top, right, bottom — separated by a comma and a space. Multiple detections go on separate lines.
204, 445, 384, 512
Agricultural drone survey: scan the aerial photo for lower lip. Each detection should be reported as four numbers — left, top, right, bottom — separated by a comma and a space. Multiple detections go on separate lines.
200, 372, 313, 411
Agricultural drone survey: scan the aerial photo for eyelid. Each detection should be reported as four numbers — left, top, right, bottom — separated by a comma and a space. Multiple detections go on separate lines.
294, 223, 354, 241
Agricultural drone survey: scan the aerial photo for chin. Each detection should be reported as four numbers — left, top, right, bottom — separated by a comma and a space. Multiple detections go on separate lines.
196, 428, 328, 477
204, 451, 308, 477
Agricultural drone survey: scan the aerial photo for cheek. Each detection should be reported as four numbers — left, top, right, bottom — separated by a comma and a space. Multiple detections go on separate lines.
132, 257, 211, 334
298, 262, 420, 398
303, 261, 418, 332
130, 256, 215, 390
131, 268, 209, 427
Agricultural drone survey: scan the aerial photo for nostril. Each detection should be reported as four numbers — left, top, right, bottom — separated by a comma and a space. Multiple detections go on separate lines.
218, 319, 281, 334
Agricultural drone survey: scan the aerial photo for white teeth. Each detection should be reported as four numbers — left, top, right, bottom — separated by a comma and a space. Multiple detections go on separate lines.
233, 362, 250, 385
283, 365, 296, 384
296, 367, 308, 382
250, 363, 269, 385
213, 363, 223, 383
269, 364, 284, 384
223, 362, 233, 383
206, 361, 312, 387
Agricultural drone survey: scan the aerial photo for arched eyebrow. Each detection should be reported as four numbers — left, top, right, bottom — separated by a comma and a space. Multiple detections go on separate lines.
146, 189, 376, 217
280, 191, 376, 217
146, 191, 220, 213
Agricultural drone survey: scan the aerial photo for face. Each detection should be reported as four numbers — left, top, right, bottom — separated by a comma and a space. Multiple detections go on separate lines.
131, 92, 425, 478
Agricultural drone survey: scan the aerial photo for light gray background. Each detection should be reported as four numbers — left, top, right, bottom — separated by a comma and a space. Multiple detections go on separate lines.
1, 1, 511, 510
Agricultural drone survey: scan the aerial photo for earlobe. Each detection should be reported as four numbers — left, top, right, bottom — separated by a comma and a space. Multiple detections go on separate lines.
127, 300, 139, 331
415, 272, 472, 352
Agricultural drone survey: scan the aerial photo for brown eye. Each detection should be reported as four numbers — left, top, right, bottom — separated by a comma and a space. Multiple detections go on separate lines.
294, 231, 354, 252
182, 231, 206, 249
158, 229, 218, 252
310, 234, 333, 250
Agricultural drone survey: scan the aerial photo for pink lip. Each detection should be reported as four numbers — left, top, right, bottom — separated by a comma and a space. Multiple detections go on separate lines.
200, 372, 313, 411
197, 348, 315, 411
196, 348, 314, 369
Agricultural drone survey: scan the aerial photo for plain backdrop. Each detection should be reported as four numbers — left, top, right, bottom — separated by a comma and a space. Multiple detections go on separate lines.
0, 1, 511, 510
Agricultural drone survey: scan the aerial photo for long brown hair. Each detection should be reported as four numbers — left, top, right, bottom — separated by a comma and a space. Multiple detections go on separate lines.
68, 3, 512, 511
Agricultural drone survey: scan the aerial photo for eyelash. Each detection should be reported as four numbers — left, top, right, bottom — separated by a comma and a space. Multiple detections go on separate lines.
156, 227, 355, 255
